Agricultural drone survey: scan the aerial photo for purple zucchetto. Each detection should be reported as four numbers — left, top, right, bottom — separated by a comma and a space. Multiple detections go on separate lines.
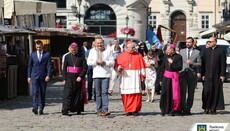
70, 42, 78, 47
169, 44, 175, 49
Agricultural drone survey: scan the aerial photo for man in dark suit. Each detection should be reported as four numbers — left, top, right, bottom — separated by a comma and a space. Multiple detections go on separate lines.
28, 40, 52, 115
179, 37, 201, 115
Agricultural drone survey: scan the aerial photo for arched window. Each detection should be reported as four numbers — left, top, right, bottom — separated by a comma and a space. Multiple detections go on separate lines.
84, 4, 116, 36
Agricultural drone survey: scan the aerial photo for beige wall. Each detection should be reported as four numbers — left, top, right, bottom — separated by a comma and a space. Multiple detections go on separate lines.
197, 0, 214, 12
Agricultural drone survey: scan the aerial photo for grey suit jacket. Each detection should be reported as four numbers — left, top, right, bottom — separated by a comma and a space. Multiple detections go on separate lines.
179, 48, 201, 75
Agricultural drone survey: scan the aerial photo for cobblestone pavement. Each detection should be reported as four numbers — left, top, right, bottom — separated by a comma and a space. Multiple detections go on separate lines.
0, 77, 230, 131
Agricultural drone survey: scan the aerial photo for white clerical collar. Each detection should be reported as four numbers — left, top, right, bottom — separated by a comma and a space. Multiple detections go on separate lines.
212, 45, 217, 49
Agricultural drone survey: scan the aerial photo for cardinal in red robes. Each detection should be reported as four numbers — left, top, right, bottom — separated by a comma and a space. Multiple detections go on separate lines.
115, 41, 146, 116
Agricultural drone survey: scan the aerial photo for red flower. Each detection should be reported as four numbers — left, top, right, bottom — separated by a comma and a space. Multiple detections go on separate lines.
107, 32, 117, 37
120, 27, 135, 36
72, 25, 80, 31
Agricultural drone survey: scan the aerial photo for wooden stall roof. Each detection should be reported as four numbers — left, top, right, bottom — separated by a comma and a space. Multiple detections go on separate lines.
33, 27, 96, 37
0, 25, 36, 35
0, 25, 97, 38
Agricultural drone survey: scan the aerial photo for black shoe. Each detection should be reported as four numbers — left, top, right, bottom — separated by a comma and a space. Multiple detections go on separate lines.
69, 109, 76, 113
204, 110, 209, 114
186, 111, 192, 115
132, 111, 139, 116
62, 109, 68, 116
210, 110, 216, 115
176, 112, 182, 116
169, 110, 177, 116
181, 111, 186, 116
77, 111, 81, 115
126, 112, 132, 116
39, 110, 44, 115
88, 97, 92, 101
32, 109, 38, 115
161, 112, 165, 116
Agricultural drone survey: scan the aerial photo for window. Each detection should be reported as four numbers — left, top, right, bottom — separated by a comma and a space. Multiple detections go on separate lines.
85, 4, 116, 21
148, 13, 157, 29
56, 16, 66, 28
201, 15, 209, 29
40, 0, 66, 8
84, 4, 116, 36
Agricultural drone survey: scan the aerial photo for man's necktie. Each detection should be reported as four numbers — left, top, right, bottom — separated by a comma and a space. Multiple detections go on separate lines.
187, 48, 191, 60
38, 52, 42, 62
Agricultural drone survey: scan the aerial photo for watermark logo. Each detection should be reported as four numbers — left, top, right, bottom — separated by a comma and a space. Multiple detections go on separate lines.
197, 125, 207, 131
190, 123, 229, 131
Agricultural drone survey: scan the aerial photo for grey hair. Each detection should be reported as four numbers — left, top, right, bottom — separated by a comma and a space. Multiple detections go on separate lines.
126, 42, 135, 48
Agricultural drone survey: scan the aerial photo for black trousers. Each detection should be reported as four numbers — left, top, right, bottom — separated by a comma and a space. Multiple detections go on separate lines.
155, 67, 162, 93
180, 71, 197, 112
87, 69, 95, 100
141, 81, 146, 91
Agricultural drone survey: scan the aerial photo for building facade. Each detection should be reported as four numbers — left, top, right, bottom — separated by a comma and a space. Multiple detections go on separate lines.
55, 0, 226, 43
148, 0, 225, 42
0, 1, 3, 24
55, 0, 151, 41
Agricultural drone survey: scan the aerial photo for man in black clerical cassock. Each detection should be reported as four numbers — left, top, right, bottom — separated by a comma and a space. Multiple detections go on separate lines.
62, 42, 87, 115
201, 36, 226, 114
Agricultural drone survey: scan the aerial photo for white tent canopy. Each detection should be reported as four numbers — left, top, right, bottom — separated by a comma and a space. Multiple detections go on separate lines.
199, 28, 217, 37
4, 0, 57, 19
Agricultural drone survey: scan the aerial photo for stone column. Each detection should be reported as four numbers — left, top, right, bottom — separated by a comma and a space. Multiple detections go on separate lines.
125, 0, 151, 41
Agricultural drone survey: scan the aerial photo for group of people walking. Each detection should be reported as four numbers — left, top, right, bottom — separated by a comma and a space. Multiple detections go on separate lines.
159, 36, 226, 116
27, 35, 226, 117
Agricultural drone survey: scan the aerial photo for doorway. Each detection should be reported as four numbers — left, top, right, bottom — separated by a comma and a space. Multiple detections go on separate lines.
171, 11, 186, 43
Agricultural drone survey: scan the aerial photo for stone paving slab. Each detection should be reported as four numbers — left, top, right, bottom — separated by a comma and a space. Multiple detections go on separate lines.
0, 78, 230, 131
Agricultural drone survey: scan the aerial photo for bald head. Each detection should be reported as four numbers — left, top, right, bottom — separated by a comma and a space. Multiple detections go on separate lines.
126, 42, 135, 53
